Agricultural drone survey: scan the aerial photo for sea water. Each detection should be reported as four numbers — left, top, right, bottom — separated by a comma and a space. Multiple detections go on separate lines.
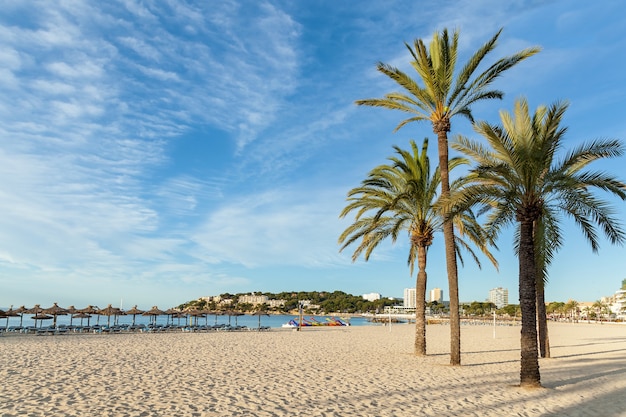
2, 313, 378, 330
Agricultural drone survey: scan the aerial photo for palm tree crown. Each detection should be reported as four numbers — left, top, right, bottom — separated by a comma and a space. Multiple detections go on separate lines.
356, 28, 541, 136
339, 138, 497, 355
338, 138, 444, 273
453, 98, 626, 245
451, 97, 626, 387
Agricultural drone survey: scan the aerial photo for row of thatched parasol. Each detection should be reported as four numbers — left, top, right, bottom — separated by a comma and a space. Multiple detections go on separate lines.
0, 303, 270, 329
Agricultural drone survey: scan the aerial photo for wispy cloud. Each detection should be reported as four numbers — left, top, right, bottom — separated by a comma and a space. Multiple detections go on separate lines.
1, 0, 624, 307
190, 186, 349, 268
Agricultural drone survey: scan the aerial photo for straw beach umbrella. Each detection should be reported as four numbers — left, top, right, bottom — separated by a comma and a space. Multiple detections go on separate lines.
65, 306, 77, 327
142, 306, 165, 326
184, 308, 205, 327
77, 305, 99, 326
12, 306, 27, 328
225, 310, 244, 326
164, 308, 181, 326
252, 310, 270, 330
25, 305, 44, 328
43, 303, 69, 327
211, 309, 224, 325
200, 308, 215, 326
125, 305, 144, 325
99, 304, 122, 327
3, 306, 21, 330
32, 313, 53, 328
71, 312, 92, 327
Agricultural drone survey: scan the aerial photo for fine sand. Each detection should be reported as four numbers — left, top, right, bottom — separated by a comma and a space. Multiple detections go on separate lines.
2, 322, 626, 416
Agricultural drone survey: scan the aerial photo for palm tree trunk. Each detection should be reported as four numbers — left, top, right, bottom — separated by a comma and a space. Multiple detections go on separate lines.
415, 246, 428, 356
436, 127, 461, 366
536, 282, 550, 358
519, 219, 541, 387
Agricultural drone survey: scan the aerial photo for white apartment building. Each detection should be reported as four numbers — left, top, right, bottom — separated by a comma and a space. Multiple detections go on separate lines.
266, 299, 285, 308
403, 288, 416, 308
489, 287, 509, 309
610, 289, 626, 319
429, 288, 443, 303
238, 294, 269, 305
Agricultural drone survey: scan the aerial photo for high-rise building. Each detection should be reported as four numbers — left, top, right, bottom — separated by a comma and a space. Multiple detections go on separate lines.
403, 288, 416, 308
489, 287, 509, 309
429, 288, 443, 303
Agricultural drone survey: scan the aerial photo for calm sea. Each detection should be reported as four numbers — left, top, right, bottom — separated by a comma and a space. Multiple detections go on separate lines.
1, 313, 378, 329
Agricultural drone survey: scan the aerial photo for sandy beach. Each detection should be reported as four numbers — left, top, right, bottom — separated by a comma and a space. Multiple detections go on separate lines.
2, 322, 626, 416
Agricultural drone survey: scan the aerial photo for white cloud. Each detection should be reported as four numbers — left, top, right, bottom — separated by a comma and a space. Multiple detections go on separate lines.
191, 187, 348, 268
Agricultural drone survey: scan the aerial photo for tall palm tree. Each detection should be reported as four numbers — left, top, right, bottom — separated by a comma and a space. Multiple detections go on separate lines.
338, 138, 497, 356
450, 97, 626, 387
356, 28, 539, 365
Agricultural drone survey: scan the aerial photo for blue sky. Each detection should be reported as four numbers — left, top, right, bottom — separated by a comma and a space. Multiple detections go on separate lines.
1, 0, 625, 310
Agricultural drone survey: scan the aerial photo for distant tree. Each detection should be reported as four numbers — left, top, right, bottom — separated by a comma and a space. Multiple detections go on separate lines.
565, 300, 580, 322
497, 304, 519, 317
593, 300, 608, 323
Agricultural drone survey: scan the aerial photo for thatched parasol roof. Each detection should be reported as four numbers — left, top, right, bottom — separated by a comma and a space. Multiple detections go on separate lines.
98, 304, 122, 316
125, 305, 144, 315
3, 307, 21, 317
252, 310, 270, 329
78, 305, 99, 314
142, 306, 165, 316
142, 306, 165, 325
43, 302, 70, 326
24, 304, 43, 315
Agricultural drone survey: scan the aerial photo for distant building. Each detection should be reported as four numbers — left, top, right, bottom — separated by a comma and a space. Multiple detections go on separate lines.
429, 288, 443, 303
362, 293, 381, 302
611, 288, 626, 319
403, 288, 416, 308
267, 299, 285, 308
238, 293, 269, 305
489, 287, 509, 309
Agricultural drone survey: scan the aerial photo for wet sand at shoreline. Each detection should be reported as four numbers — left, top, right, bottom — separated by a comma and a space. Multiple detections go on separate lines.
2, 322, 626, 416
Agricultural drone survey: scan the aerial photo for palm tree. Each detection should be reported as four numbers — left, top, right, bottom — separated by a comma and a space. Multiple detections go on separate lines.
338, 138, 497, 356
450, 97, 626, 387
592, 300, 608, 323
565, 300, 580, 322
356, 28, 539, 365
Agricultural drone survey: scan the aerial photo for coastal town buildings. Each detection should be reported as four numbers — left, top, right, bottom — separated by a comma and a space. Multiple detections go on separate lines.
608, 282, 626, 319
238, 293, 269, 305
489, 287, 509, 309
429, 288, 443, 303
266, 299, 286, 308
403, 288, 416, 308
